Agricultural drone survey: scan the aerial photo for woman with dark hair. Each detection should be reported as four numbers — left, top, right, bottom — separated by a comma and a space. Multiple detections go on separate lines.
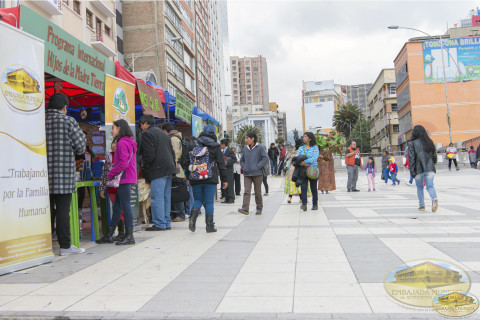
408, 125, 438, 212
188, 125, 227, 233
296, 132, 319, 211
97, 119, 137, 244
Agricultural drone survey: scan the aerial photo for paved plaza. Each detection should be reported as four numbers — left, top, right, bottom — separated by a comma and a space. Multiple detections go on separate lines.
1, 167, 480, 319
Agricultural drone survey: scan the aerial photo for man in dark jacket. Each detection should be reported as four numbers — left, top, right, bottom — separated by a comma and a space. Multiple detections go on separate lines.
239, 132, 269, 215
46, 93, 86, 256
268, 143, 279, 175
220, 139, 236, 203
139, 115, 176, 231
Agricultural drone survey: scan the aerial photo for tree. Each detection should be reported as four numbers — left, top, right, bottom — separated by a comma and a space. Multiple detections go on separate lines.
235, 125, 262, 150
332, 103, 362, 138
349, 116, 371, 153
276, 137, 285, 145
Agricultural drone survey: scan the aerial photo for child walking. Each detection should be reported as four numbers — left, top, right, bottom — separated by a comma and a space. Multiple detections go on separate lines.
389, 157, 400, 186
363, 156, 376, 191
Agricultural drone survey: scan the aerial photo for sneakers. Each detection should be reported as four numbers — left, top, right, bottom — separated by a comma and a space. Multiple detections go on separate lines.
238, 208, 249, 215
368, 189, 371, 192
287, 197, 292, 204
419, 206, 426, 211
432, 198, 439, 213
456, 167, 460, 171
397, 180, 401, 185
312, 205, 318, 211
255, 210, 262, 215
351, 189, 360, 192
300, 204, 307, 211
263, 193, 269, 197
59, 245, 85, 256
145, 225, 166, 231
172, 217, 185, 222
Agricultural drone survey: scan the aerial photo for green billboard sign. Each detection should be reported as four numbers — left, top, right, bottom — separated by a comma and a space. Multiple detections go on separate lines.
20, 5, 115, 96
175, 91, 193, 124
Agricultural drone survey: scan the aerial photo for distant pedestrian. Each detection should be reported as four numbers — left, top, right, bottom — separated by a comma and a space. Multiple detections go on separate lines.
363, 156, 376, 192
262, 155, 270, 196
468, 146, 477, 169
446, 143, 460, 171
408, 125, 438, 212
239, 132, 269, 215
232, 148, 242, 196
220, 139, 236, 204
345, 141, 361, 192
404, 146, 414, 186
381, 150, 390, 184
477, 144, 480, 167
389, 157, 400, 186
268, 143, 279, 175
187, 125, 228, 233
139, 115, 176, 231
297, 132, 319, 211
46, 93, 86, 256
277, 144, 286, 175
97, 119, 137, 245
184, 136, 197, 217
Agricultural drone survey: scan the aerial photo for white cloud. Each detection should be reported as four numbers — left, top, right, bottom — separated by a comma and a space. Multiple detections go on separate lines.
227, 0, 479, 131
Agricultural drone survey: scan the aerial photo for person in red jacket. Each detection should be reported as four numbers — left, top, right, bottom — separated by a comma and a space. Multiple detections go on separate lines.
389, 157, 400, 186
277, 144, 287, 176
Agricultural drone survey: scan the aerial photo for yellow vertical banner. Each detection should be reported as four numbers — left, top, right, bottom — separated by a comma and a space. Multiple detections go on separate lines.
0, 23, 54, 275
104, 75, 135, 126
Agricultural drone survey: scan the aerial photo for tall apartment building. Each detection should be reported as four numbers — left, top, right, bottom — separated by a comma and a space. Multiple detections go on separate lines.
343, 83, 373, 118
123, 1, 187, 103
302, 80, 344, 132
368, 69, 399, 152
230, 56, 270, 111
180, 0, 196, 102
277, 111, 287, 142
2, 0, 117, 60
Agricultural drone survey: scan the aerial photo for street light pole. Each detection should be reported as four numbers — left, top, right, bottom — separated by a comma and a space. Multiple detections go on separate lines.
127, 37, 181, 72
388, 25, 458, 145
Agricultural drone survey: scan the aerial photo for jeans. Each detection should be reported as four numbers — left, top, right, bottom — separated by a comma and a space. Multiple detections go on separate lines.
390, 173, 400, 184
151, 176, 172, 229
111, 183, 133, 228
171, 202, 185, 219
414, 171, 437, 207
301, 178, 318, 206
409, 175, 414, 184
270, 159, 277, 175
382, 167, 390, 183
347, 166, 358, 190
185, 183, 194, 215
50, 194, 72, 249
192, 184, 217, 215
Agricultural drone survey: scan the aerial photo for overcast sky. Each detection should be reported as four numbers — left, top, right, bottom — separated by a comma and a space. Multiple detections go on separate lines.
227, 0, 480, 132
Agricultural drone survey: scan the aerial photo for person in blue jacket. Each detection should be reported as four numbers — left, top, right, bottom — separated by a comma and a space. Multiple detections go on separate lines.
296, 132, 319, 211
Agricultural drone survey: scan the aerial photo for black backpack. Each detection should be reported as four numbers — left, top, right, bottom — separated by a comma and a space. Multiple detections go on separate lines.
172, 136, 191, 170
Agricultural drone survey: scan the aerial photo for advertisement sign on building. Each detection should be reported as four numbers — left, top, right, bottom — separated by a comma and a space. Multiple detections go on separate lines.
423, 37, 480, 83
304, 101, 335, 130
20, 5, 115, 96
0, 23, 54, 275
137, 80, 165, 119
175, 92, 193, 124
305, 80, 335, 92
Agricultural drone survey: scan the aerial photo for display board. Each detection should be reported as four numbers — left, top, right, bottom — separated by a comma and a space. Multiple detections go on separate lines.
0, 22, 54, 275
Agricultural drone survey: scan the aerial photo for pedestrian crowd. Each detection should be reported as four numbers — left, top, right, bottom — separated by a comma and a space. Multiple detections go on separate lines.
44, 93, 477, 256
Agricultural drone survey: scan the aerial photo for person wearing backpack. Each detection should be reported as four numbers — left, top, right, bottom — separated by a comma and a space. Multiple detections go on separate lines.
238, 132, 269, 215
139, 115, 176, 231
163, 123, 186, 222
187, 125, 228, 233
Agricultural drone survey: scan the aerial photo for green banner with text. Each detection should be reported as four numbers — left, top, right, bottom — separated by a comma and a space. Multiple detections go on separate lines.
175, 92, 193, 125
20, 5, 115, 96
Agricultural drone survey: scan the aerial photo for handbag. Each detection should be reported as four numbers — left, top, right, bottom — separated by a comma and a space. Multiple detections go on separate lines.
171, 177, 190, 203
303, 146, 319, 179
107, 152, 134, 188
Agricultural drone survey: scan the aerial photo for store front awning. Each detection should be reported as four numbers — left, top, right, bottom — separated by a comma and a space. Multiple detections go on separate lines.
0, 7, 20, 28
193, 106, 219, 126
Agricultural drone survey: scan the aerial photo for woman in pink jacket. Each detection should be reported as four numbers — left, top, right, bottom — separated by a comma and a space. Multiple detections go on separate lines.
97, 119, 137, 245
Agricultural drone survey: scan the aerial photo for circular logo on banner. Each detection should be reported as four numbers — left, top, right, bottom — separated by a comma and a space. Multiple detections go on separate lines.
384, 259, 471, 308
112, 87, 129, 115
1, 65, 43, 112
433, 291, 479, 317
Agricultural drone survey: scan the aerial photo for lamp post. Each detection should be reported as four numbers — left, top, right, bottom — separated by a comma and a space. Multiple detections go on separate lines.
387, 25, 462, 145
127, 37, 181, 72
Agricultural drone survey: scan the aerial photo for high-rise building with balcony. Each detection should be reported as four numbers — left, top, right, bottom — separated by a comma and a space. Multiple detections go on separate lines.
230, 56, 269, 111
343, 83, 373, 118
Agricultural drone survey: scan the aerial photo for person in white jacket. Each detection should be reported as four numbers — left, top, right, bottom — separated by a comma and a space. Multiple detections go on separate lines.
232, 148, 242, 196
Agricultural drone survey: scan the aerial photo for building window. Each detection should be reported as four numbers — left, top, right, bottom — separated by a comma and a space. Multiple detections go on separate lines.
167, 55, 184, 82
391, 103, 398, 112
246, 85, 251, 89
388, 84, 397, 96
164, 2, 182, 32
232, 60, 236, 64
232, 66, 236, 71
73, 0, 80, 15
246, 67, 250, 71
393, 124, 400, 133
246, 73, 250, 77
253, 61, 257, 66
104, 25, 111, 37
233, 84, 238, 88
165, 27, 183, 57
233, 78, 237, 82
247, 97, 252, 101
86, 10, 93, 28
233, 90, 238, 94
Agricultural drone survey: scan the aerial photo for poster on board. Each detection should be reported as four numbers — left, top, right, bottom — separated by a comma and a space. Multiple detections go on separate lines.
0, 22, 53, 275
192, 114, 203, 137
